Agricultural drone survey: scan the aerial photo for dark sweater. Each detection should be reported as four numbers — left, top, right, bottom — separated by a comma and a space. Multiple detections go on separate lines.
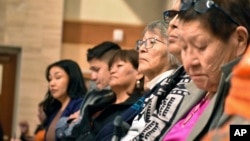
63, 92, 142, 141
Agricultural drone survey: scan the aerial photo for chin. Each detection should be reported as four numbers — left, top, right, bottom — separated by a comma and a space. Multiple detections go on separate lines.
96, 85, 103, 90
195, 81, 215, 92
52, 95, 61, 100
193, 81, 207, 90
138, 67, 149, 75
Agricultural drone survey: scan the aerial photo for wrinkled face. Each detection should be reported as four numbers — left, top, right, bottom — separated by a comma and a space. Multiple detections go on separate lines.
109, 60, 138, 89
179, 20, 238, 92
48, 66, 69, 100
138, 31, 169, 80
89, 58, 110, 90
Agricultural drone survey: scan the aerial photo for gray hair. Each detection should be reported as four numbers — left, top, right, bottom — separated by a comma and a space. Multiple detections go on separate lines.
142, 20, 180, 69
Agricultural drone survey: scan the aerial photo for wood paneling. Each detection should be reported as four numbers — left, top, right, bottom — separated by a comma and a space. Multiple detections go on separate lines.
0, 53, 17, 141
62, 20, 145, 48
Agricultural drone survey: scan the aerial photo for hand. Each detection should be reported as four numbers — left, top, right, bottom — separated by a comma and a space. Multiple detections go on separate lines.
19, 121, 29, 134
67, 110, 80, 123
10, 138, 22, 141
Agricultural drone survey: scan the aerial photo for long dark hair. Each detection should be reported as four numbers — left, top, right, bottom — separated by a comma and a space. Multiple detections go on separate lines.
43, 59, 87, 122
108, 49, 144, 94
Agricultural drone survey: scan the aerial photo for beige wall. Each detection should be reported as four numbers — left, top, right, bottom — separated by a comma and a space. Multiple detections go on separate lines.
64, 0, 169, 25
0, 0, 63, 137
61, 43, 92, 73
62, 0, 173, 71
64, 0, 81, 20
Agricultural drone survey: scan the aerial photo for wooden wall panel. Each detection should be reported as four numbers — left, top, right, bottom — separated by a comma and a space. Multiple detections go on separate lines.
62, 20, 145, 48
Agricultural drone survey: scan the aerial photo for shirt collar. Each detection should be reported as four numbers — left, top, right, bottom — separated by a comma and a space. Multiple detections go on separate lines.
146, 69, 176, 90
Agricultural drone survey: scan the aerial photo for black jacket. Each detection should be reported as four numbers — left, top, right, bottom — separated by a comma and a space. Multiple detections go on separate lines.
63, 91, 142, 141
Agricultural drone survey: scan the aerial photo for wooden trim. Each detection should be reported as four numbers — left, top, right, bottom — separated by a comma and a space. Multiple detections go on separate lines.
62, 20, 145, 48
83, 72, 91, 80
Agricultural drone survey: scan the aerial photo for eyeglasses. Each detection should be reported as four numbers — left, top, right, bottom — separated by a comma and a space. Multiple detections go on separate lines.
135, 38, 166, 50
180, 0, 239, 26
163, 10, 179, 24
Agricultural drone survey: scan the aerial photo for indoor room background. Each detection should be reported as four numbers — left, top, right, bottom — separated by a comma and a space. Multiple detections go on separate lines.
0, 0, 172, 140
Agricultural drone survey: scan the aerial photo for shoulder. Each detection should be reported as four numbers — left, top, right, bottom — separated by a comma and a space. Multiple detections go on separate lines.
63, 98, 83, 116
124, 92, 143, 105
69, 98, 83, 108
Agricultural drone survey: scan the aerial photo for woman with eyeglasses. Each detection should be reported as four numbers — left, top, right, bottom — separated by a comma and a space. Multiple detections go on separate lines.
161, 0, 250, 140
119, 17, 198, 140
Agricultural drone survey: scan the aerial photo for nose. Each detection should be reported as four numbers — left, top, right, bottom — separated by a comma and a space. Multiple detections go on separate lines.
182, 48, 199, 69
109, 66, 116, 75
49, 79, 56, 88
109, 68, 114, 74
91, 72, 97, 81
138, 47, 146, 53
168, 15, 179, 30
138, 42, 148, 53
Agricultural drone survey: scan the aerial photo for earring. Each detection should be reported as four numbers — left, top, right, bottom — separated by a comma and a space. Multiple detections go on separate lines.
136, 80, 140, 89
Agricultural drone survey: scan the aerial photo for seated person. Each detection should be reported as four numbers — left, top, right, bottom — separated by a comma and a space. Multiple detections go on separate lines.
64, 49, 144, 141
202, 44, 250, 141
43, 59, 88, 141
80, 41, 121, 111
161, 0, 250, 140
55, 41, 121, 138
19, 101, 46, 141
121, 20, 191, 141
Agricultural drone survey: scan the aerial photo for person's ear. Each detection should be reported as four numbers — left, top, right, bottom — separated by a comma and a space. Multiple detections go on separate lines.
136, 72, 144, 80
235, 26, 249, 56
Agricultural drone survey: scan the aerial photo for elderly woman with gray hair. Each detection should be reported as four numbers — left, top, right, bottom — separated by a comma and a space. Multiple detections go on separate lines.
93, 20, 186, 141
117, 19, 195, 141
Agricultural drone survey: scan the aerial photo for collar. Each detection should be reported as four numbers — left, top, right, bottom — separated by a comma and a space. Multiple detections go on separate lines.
221, 57, 241, 78
146, 69, 176, 90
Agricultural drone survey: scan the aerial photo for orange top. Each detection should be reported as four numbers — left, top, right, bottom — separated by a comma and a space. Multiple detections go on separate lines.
34, 129, 45, 141
225, 47, 250, 119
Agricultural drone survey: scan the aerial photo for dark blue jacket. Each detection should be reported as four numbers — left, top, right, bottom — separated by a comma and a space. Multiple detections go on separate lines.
46, 98, 83, 141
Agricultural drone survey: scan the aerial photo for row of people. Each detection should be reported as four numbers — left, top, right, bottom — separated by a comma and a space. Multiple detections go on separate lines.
14, 41, 144, 141
95, 0, 249, 140
13, 0, 250, 140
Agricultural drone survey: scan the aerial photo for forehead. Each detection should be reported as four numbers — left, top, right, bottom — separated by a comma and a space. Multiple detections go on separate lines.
89, 58, 106, 65
172, 0, 181, 10
49, 66, 66, 75
89, 58, 107, 68
143, 30, 161, 38
179, 20, 209, 40
111, 58, 126, 64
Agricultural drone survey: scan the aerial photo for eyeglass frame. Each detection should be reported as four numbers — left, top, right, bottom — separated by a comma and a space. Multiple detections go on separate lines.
135, 38, 166, 50
180, 0, 240, 26
163, 10, 179, 24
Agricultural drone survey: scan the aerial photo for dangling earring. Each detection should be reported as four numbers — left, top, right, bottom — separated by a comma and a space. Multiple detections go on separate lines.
136, 80, 140, 89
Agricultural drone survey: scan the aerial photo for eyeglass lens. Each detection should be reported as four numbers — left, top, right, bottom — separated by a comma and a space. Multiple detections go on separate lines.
136, 38, 157, 50
163, 10, 179, 23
